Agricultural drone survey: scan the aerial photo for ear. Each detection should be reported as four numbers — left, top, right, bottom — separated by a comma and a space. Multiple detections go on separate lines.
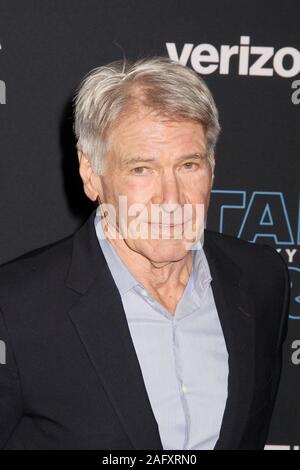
77, 150, 99, 202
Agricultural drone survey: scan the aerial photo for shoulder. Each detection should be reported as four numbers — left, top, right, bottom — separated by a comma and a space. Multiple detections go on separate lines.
204, 228, 288, 280
0, 232, 74, 303
204, 229, 290, 345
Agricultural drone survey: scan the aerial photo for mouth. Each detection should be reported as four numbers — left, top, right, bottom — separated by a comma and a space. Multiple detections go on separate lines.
147, 220, 192, 227
148, 223, 184, 228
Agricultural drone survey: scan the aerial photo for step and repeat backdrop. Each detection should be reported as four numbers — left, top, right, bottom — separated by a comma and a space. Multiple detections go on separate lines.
0, 0, 299, 449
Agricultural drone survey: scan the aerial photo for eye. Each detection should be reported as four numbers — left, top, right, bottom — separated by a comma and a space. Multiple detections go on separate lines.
183, 162, 199, 170
130, 166, 148, 175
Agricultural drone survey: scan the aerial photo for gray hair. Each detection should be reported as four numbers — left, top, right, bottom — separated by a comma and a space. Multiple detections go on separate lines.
73, 56, 221, 175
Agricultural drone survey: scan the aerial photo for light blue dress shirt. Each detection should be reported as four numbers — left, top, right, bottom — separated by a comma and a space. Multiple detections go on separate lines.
94, 207, 228, 450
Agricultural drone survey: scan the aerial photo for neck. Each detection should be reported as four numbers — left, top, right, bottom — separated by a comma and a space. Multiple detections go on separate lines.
101, 219, 193, 310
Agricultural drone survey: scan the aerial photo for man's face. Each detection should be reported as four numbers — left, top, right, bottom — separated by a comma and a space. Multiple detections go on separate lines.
91, 106, 214, 265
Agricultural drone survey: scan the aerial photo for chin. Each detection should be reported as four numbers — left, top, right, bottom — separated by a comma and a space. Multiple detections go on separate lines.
144, 240, 189, 264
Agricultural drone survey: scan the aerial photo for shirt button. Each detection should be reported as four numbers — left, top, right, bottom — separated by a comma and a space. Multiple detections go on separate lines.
182, 385, 188, 394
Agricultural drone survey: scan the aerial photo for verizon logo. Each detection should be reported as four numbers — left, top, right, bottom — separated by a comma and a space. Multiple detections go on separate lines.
166, 36, 300, 78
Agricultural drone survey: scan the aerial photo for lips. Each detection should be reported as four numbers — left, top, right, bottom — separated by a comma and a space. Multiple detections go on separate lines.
147, 220, 192, 226
148, 223, 183, 227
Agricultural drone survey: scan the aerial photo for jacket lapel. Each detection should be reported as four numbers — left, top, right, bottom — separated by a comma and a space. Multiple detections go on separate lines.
66, 209, 163, 449
66, 210, 256, 450
203, 233, 256, 449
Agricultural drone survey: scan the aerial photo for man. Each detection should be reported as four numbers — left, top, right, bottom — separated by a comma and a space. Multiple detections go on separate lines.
0, 57, 290, 450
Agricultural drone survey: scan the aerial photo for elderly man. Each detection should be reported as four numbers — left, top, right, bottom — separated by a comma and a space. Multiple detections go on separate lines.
0, 57, 290, 450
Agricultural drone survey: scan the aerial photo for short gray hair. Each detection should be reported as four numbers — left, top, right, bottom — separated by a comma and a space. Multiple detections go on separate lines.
73, 56, 221, 175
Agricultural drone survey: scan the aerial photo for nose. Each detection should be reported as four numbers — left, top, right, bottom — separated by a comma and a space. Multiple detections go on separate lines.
153, 172, 185, 214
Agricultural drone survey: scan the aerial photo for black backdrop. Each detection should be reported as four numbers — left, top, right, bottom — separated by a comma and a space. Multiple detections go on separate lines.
0, 0, 299, 449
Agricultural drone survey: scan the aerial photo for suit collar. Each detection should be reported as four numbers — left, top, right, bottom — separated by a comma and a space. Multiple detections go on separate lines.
66, 208, 163, 449
203, 233, 256, 449
66, 209, 256, 450
66, 207, 102, 295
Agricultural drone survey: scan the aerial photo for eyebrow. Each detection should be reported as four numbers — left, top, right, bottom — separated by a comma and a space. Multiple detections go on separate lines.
121, 153, 205, 167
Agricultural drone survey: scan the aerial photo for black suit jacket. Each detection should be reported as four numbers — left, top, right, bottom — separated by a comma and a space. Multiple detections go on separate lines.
0, 208, 290, 450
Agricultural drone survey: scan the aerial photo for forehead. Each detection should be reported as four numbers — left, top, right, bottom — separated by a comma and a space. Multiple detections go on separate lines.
108, 107, 207, 155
